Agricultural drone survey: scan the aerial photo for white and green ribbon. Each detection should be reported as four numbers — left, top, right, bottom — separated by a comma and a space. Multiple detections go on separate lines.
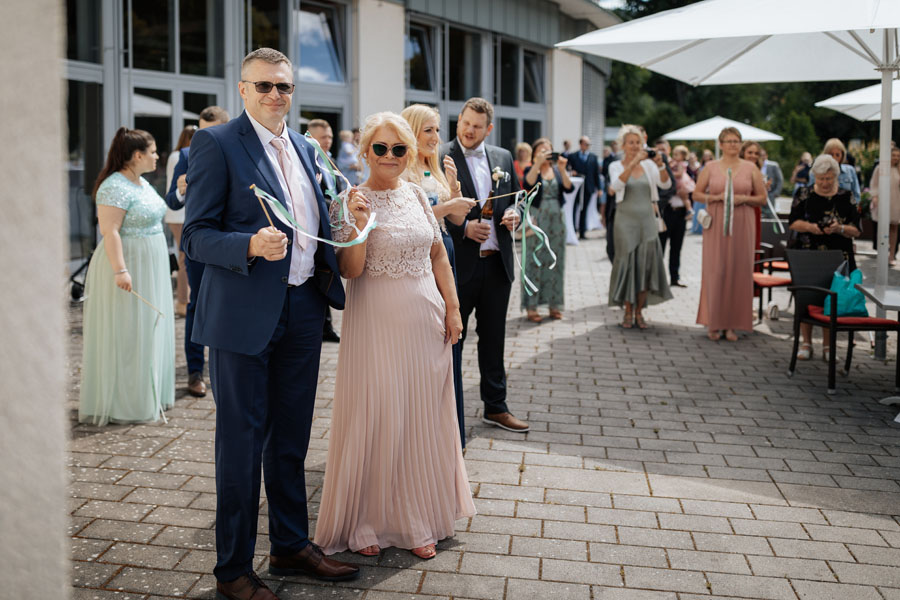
513, 183, 557, 297
251, 184, 377, 248
304, 131, 353, 231
723, 167, 734, 237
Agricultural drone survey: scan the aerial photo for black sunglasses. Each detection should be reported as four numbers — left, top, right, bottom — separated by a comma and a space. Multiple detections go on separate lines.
371, 142, 408, 158
242, 80, 295, 95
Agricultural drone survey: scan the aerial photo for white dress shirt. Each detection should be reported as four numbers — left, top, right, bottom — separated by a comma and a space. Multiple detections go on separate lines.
462, 138, 500, 252
246, 111, 319, 285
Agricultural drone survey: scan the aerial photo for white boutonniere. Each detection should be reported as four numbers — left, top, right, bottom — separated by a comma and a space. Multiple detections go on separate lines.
491, 166, 510, 189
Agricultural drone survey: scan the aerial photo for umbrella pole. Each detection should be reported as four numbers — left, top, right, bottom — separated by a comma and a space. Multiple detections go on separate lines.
875, 30, 896, 360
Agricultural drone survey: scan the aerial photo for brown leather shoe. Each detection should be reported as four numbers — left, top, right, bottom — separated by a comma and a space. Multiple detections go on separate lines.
188, 372, 207, 397
482, 412, 530, 433
268, 543, 359, 582
216, 571, 279, 600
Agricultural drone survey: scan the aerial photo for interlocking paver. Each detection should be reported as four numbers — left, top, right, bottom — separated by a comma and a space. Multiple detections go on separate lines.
65, 234, 900, 599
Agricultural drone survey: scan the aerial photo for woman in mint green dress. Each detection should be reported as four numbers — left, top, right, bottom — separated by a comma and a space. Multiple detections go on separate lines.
79, 128, 175, 425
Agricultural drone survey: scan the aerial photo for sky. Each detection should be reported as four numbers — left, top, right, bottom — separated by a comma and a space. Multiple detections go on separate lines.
596, 0, 626, 9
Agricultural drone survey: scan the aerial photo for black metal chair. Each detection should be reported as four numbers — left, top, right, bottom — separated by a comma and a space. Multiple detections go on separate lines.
759, 218, 790, 273
753, 253, 791, 321
786, 249, 900, 394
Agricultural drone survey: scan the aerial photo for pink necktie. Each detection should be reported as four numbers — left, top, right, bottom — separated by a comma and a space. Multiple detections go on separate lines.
269, 136, 308, 250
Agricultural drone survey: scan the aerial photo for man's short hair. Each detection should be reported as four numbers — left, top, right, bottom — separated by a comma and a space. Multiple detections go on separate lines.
199, 106, 229, 123
460, 97, 494, 126
307, 119, 331, 132
241, 47, 291, 78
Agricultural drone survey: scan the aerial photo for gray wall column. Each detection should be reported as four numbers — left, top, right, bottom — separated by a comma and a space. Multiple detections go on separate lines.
0, 1, 69, 598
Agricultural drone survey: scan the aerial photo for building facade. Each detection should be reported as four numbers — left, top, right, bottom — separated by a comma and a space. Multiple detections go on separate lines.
65, 0, 616, 260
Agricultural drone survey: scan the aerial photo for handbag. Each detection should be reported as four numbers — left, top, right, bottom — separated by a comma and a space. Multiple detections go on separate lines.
823, 260, 868, 317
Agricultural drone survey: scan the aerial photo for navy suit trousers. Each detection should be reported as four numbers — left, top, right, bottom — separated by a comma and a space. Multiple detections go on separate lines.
209, 281, 326, 582
184, 255, 206, 375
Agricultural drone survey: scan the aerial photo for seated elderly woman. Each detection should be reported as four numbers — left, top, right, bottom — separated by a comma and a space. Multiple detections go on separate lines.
789, 154, 861, 361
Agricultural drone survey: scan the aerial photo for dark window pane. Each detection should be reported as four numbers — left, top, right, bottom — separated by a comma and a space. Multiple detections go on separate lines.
67, 80, 103, 260
406, 25, 433, 91
524, 120, 542, 147
249, 0, 284, 53
499, 118, 517, 155
184, 92, 218, 128
67, 0, 101, 63
298, 2, 345, 84
499, 41, 518, 107
449, 117, 459, 142
180, 0, 224, 76
523, 50, 544, 104
448, 27, 480, 101
300, 110, 341, 138
133, 88, 172, 197
130, 0, 174, 71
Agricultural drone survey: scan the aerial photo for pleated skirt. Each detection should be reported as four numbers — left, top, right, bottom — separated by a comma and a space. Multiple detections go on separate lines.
79, 233, 175, 425
696, 203, 754, 332
314, 271, 476, 554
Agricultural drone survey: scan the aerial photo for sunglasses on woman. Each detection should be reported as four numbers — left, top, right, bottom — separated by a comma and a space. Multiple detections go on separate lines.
241, 80, 296, 95
371, 142, 408, 158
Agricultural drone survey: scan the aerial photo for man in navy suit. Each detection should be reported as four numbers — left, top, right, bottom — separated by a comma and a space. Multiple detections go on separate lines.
567, 136, 602, 240
182, 48, 358, 600
165, 105, 230, 398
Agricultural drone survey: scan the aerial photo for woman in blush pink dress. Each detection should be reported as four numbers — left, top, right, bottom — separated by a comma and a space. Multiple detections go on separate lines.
314, 112, 475, 561
693, 127, 767, 341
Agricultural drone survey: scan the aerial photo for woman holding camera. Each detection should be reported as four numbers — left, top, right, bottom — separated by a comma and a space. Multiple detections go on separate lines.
522, 138, 573, 321
790, 154, 861, 360
607, 124, 673, 329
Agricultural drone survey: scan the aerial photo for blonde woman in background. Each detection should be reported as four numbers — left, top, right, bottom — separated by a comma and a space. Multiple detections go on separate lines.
401, 103, 476, 446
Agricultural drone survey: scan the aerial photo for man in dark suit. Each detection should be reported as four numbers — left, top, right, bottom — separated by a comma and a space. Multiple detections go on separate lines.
165, 105, 230, 398
305, 118, 341, 343
601, 140, 621, 261
567, 136, 602, 240
440, 97, 528, 433
653, 138, 685, 287
182, 48, 358, 600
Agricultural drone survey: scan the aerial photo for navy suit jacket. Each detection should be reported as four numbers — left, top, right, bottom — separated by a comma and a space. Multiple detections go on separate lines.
182, 111, 345, 356
164, 148, 190, 211
567, 151, 602, 199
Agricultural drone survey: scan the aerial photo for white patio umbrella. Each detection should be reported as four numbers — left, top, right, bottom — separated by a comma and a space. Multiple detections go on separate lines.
557, 0, 899, 315
133, 94, 200, 120
815, 80, 900, 122
663, 115, 782, 158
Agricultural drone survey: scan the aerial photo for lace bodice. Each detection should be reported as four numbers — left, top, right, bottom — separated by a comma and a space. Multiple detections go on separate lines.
96, 172, 167, 238
332, 180, 441, 278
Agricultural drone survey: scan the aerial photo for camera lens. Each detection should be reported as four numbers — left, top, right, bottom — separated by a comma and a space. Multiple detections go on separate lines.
646, 149, 656, 159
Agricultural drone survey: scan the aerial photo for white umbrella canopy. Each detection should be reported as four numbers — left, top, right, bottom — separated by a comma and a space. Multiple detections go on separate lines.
816, 80, 900, 122
558, 0, 899, 312
663, 116, 781, 157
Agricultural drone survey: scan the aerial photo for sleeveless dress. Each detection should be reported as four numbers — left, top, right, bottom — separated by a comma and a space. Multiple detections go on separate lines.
522, 175, 567, 311
696, 161, 755, 332
79, 172, 175, 425
608, 173, 672, 307
314, 180, 476, 554
416, 172, 466, 448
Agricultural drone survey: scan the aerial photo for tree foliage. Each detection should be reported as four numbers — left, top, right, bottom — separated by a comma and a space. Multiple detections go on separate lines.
605, 0, 900, 177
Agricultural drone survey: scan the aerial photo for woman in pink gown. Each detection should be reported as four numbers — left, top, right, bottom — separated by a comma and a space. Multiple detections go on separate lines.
693, 127, 767, 341
314, 112, 475, 560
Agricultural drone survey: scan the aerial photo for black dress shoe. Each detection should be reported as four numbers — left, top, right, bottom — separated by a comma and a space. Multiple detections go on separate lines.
216, 571, 279, 600
671, 280, 687, 287
269, 543, 359, 581
322, 327, 340, 343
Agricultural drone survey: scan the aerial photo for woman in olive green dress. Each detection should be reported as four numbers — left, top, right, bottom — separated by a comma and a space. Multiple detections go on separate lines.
522, 138, 573, 322
607, 125, 673, 329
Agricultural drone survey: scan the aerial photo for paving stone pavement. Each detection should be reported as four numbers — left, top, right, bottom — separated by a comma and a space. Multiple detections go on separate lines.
66, 232, 900, 600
